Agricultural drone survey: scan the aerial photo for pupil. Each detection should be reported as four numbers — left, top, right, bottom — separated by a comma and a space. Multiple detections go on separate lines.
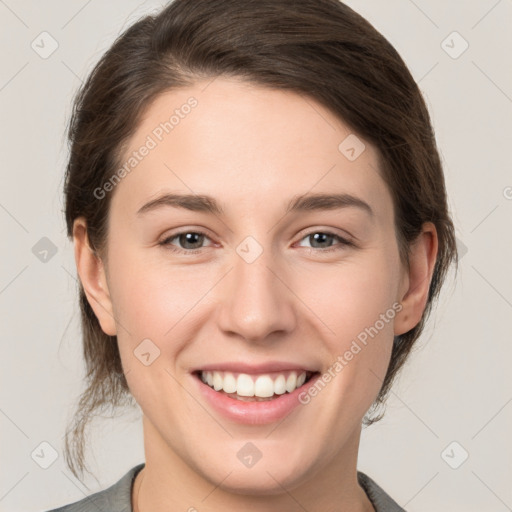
181, 232, 203, 249
311, 233, 331, 248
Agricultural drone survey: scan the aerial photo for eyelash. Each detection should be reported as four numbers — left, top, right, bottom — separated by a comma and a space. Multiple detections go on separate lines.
158, 229, 354, 255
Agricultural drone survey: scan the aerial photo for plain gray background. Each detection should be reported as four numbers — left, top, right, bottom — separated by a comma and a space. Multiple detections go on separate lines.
1, 1, 511, 511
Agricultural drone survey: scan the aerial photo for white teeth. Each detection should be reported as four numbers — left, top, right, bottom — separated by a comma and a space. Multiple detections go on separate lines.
237, 374, 255, 397
222, 372, 237, 393
254, 375, 274, 398
285, 373, 297, 393
273, 375, 287, 395
199, 370, 309, 398
212, 371, 223, 391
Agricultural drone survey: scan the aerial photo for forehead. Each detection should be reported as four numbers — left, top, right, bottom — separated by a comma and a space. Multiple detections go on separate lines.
110, 77, 393, 222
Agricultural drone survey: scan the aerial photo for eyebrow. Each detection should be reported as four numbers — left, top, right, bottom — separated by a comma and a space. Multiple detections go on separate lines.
136, 192, 374, 218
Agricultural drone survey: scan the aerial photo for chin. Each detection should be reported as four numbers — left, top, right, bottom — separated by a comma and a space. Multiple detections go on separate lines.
194, 447, 317, 496
214, 467, 308, 496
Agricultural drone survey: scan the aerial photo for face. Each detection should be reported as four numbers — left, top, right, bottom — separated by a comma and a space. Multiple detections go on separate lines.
84, 77, 415, 494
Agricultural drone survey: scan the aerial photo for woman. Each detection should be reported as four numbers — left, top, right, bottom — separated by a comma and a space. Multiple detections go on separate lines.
48, 0, 458, 510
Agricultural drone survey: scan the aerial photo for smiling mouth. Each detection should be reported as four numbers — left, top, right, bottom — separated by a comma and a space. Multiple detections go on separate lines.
194, 370, 319, 402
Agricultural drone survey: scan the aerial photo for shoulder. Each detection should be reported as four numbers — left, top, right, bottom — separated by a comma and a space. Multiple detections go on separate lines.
357, 470, 407, 512
43, 463, 145, 512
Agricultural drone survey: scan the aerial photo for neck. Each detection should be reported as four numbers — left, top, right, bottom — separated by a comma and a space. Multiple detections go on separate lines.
133, 415, 375, 512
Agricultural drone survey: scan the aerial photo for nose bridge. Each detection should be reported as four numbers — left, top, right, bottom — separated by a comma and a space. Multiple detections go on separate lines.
216, 236, 296, 342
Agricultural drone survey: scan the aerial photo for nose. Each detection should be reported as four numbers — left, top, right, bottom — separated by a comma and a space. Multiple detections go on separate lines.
215, 243, 297, 344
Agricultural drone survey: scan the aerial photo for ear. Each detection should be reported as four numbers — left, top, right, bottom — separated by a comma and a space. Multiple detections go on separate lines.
73, 217, 117, 336
394, 221, 439, 336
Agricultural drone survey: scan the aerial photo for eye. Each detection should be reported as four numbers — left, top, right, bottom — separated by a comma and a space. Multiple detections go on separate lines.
159, 230, 214, 254
296, 231, 354, 253
159, 229, 354, 255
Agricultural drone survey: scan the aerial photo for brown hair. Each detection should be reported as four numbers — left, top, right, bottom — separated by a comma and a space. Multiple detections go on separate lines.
63, 0, 458, 480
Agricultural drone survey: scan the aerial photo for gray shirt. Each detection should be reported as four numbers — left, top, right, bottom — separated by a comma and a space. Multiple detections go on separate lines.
45, 463, 406, 512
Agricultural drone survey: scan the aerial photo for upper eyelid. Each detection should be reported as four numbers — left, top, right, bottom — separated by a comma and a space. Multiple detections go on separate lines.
295, 231, 354, 248
160, 229, 214, 244
295, 226, 354, 242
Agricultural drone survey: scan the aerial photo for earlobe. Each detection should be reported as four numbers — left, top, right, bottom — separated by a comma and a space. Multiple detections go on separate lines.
394, 222, 438, 336
73, 218, 117, 336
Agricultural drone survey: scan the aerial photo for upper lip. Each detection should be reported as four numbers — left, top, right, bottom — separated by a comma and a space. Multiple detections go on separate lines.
192, 361, 319, 374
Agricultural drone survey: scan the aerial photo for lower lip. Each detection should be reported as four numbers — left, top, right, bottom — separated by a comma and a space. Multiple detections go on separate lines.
194, 373, 320, 425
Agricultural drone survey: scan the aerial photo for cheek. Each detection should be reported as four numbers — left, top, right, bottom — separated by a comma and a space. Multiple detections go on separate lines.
300, 255, 400, 343
106, 250, 219, 392
108, 249, 206, 338
106, 254, 198, 408
295, 251, 401, 407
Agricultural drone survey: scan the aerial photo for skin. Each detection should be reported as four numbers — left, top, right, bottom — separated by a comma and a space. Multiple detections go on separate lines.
73, 77, 438, 512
